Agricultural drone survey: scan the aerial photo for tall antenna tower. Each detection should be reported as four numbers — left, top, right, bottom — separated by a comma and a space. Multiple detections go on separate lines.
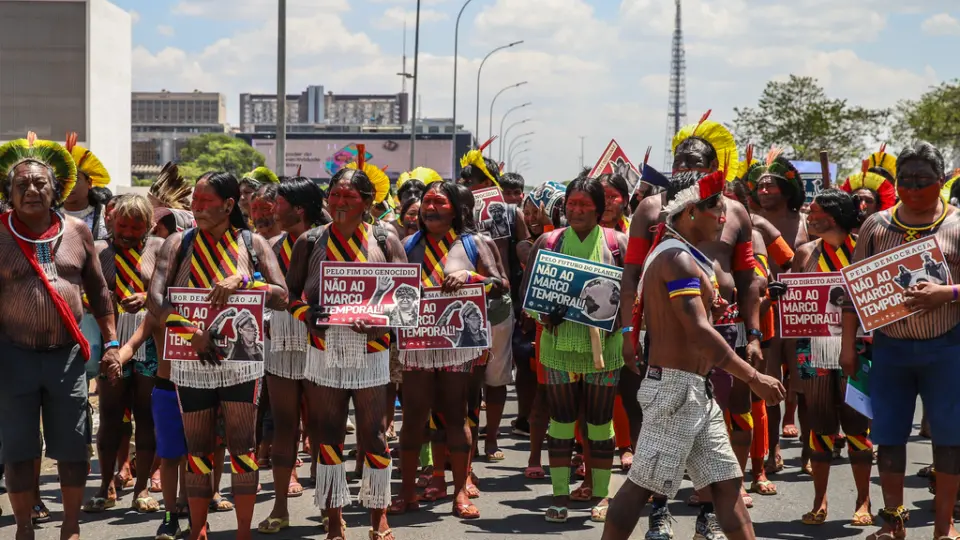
663, 0, 688, 170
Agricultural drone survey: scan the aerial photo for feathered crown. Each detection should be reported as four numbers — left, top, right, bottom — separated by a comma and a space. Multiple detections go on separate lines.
759, 145, 803, 190
841, 159, 896, 211
459, 136, 499, 187
345, 144, 390, 205
243, 166, 279, 187
671, 110, 739, 182
148, 162, 193, 210
942, 169, 960, 203
65, 133, 110, 188
734, 144, 764, 190
867, 143, 897, 181
0, 132, 78, 204
398, 166, 442, 189
661, 169, 727, 218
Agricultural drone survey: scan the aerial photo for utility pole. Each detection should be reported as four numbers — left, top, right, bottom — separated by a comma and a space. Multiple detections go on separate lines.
409, 0, 421, 170
276, 0, 286, 174
579, 136, 586, 169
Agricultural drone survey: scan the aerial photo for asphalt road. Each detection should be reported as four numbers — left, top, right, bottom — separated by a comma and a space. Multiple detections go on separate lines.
0, 394, 938, 539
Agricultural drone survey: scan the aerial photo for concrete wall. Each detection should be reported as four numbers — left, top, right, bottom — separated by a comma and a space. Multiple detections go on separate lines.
87, 0, 131, 187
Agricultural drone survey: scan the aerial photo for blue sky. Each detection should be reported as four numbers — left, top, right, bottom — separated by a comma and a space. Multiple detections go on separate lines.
114, 0, 960, 183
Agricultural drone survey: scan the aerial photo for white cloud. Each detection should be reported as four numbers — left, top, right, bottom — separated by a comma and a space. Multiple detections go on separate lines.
375, 7, 448, 30
157, 25, 176, 37
129, 9, 140, 24
922, 13, 960, 35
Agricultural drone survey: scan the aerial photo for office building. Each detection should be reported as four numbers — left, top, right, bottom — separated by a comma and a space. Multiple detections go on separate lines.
238, 86, 409, 133
239, 93, 300, 132
131, 90, 228, 170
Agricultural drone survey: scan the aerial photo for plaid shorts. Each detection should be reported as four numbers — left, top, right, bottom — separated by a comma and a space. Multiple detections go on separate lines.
541, 365, 620, 387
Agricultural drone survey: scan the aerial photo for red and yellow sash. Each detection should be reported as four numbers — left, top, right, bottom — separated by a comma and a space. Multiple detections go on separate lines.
423, 230, 457, 287
817, 235, 856, 272
189, 228, 242, 287
278, 233, 295, 275
115, 245, 144, 313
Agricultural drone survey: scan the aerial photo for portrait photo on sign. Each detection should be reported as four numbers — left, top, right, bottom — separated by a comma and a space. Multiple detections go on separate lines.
892, 252, 948, 289
826, 285, 845, 336
209, 307, 264, 362
480, 201, 512, 239
373, 279, 420, 327
579, 277, 620, 323
440, 299, 489, 348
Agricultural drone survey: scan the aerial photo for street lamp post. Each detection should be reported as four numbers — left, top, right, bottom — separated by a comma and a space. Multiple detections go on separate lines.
475, 41, 523, 143
498, 103, 531, 160
515, 159, 530, 173
410, 0, 421, 169
452, 0, 475, 178
276, 0, 286, 173
501, 117, 531, 162
508, 140, 531, 168
510, 147, 531, 171
488, 81, 527, 153
507, 131, 534, 158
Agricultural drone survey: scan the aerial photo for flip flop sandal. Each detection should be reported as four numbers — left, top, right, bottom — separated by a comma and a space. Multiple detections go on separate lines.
423, 486, 448, 502
417, 466, 435, 488
132, 496, 161, 513
465, 483, 481, 499
257, 516, 290, 534
801, 461, 813, 475
865, 533, 900, 540
851, 511, 874, 526
209, 494, 234, 512
570, 486, 592, 502
149, 476, 163, 493
750, 479, 777, 495
620, 451, 634, 470
765, 454, 785, 475
368, 528, 395, 540
544, 506, 568, 523
486, 449, 505, 461
32, 503, 52, 523
524, 466, 546, 479
782, 424, 799, 438
115, 472, 135, 490
453, 503, 480, 520
802, 509, 828, 525
591, 503, 609, 523
288, 480, 304, 498
741, 491, 754, 508
387, 497, 420, 515
321, 516, 348, 532
82, 496, 117, 513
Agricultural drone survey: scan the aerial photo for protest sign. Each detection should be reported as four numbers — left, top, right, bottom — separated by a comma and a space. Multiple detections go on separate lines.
845, 356, 872, 419
164, 288, 266, 362
589, 139, 641, 194
398, 284, 489, 350
319, 262, 421, 327
778, 273, 846, 337
522, 250, 623, 332
841, 237, 951, 332
472, 186, 511, 239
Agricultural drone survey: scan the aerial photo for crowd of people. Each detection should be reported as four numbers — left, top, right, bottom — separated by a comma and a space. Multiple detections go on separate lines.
0, 113, 956, 540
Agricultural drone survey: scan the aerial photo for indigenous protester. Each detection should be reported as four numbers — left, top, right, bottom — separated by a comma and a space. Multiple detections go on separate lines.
500, 172, 526, 206
841, 141, 960, 540
84, 195, 165, 515
64, 135, 112, 242
149, 162, 195, 238
147, 171, 288, 540
0, 133, 120, 540
389, 180, 506, 520
257, 176, 328, 535
251, 183, 283, 241
839, 159, 897, 225
789, 189, 873, 526
520, 175, 629, 524
239, 167, 280, 225
459, 140, 530, 467
393, 167, 439, 239
284, 164, 404, 540
603, 169, 785, 540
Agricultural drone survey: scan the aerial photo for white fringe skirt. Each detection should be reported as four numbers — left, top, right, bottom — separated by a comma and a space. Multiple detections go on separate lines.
117, 310, 147, 362
401, 346, 485, 370
809, 336, 842, 370
170, 360, 264, 389
265, 310, 308, 380
303, 326, 390, 390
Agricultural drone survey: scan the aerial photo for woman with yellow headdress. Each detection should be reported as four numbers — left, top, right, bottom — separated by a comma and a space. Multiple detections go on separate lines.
64, 133, 112, 241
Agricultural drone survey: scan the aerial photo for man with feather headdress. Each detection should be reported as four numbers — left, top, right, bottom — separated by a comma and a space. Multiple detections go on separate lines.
0, 133, 119, 540
239, 166, 280, 226
839, 144, 898, 223
149, 161, 196, 238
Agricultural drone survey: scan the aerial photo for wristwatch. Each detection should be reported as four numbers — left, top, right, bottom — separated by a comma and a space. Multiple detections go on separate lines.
746, 329, 763, 342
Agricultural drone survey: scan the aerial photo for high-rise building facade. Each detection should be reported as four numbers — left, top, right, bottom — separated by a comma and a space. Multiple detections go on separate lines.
131, 90, 228, 170
237, 86, 408, 133
239, 93, 300, 132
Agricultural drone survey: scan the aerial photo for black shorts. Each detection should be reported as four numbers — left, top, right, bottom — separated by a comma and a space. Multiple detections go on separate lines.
177, 380, 261, 414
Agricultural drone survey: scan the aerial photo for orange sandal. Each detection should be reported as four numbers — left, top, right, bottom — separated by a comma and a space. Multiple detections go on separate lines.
454, 502, 480, 519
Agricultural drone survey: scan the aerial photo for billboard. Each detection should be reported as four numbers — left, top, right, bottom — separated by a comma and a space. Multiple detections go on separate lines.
251, 137, 456, 180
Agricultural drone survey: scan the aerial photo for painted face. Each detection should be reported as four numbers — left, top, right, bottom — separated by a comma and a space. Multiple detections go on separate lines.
692, 195, 726, 240
191, 179, 232, 230
806, 202, 836, 235
104, 200, 118, 233
402, 201, 421, 234
601, 183, 625, 224
420, 188, 454, 234
273, 194, 301, 229
897, 159, 943, 212
239, 183, 257, 217
565, 190, 599, 233
327, 179, 369, 224
853, 188, 878, 217
113, 215, 149, 249
522, 199, 543, 237
11, 162, 55, 217
250, 197, 277, 233
672, 138, 717, 174
65, 169, 91, 208
502, 187, 524, 205
756, 176, 784, 210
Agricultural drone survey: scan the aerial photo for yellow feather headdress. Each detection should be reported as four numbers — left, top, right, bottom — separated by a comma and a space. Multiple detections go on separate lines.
0, 131, 78, 204
671, 110, 739, 182
398, 167, 442, 189
867, 143, 897, 181
942, 169, 960, 202
345, 144, 390, 205
243, 166, 279, 186
65, 132, 110, 188
459, 136, 499, 187
841, 159, 896, 211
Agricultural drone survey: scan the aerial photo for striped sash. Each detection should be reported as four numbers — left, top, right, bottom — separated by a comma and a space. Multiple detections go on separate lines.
115, 245, 145, 313
278, 232, 295, 275
817, 235, 856, 272
189, 228, 242, 287
422, 230, 457, 286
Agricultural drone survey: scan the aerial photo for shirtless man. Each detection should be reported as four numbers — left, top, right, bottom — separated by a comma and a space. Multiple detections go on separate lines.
603, 170, 785, 540
620, 118, 763, 538
0, 137, 119, 540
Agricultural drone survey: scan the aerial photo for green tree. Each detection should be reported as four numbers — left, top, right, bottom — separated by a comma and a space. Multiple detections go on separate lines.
894, 80, 960, 167
732, 75, 889, 168
178, 133, 266, 179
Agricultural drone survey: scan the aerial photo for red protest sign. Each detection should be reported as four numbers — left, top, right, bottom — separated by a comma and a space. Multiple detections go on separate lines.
164, 288, 266, 362
588, 139, 640, 194
778, 273, 846, 337
319, 262, 422, 327
398, 284, 489, 351
841, 237, 951, 332
472, 186, 511, 239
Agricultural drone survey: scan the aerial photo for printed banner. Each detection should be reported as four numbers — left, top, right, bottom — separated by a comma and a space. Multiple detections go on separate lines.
164, 288, 266, 362
522, 250, 623, 332
778, 273, 846, 338
472, 186, 511, 239
398, 284, 489, 350
841, 237, 951, 332
318, 262, 422, 327
589, 139, 641, 194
